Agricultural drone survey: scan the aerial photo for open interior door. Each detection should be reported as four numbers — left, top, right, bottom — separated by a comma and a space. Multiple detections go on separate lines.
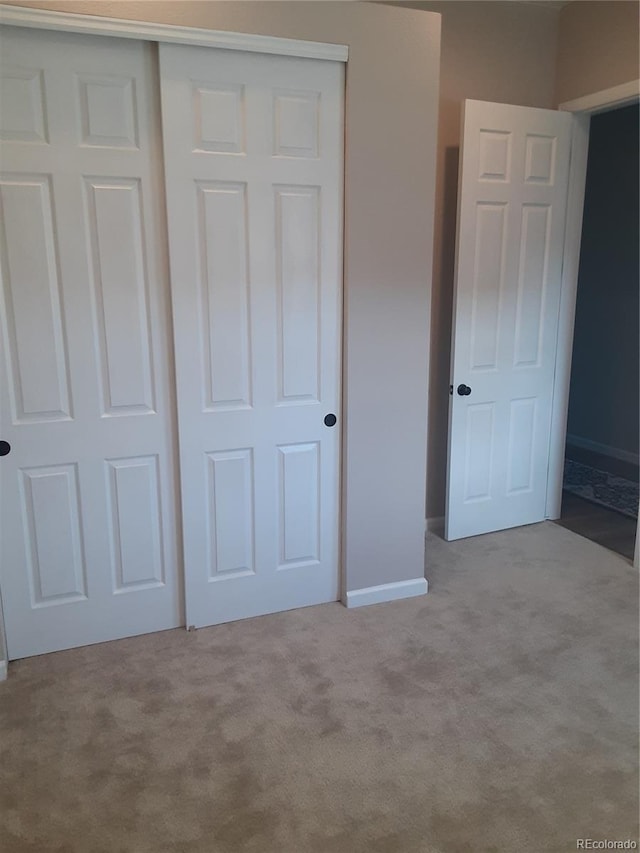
446, 100, 574, 541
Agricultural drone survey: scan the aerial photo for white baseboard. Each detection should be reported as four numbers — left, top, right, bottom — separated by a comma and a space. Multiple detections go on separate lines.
425, 516, 445, 534
566, 434, 639, 467
345, 577, 428, 609
0, 661, 7, 682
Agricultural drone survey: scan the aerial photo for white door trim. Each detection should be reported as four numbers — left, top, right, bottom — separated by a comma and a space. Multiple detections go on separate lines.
0, 3, 349, 62
545, 112, 590, 519
345, 578, 428, 609
546, 79, 640, 567
559, 79, 640, 115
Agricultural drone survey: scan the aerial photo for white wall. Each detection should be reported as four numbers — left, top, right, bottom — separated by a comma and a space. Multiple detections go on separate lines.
556, 0, 640, 105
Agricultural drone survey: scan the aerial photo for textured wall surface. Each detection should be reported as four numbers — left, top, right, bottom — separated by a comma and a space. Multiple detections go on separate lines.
556, 1, 640, 104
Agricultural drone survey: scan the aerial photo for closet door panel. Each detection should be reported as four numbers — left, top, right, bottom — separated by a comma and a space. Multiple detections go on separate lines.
0, 27, 182, 659
160, 44, 343, 627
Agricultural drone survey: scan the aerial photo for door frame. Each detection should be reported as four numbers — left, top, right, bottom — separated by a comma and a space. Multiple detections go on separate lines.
545, 78, 640, 568
0, 4, 349, 669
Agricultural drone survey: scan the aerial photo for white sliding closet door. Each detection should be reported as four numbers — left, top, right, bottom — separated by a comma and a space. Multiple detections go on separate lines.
159, 45, 343, 628
0, 27, 182, 658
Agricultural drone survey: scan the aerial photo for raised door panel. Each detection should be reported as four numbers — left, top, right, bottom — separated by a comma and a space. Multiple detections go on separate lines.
196, 181, 252, 410
469, 203, 507, 372
463, 405, 494, 504
0, 67, 48, 143
514, 205, 551, 368
193, 83, 246, 154
524, 135, 556, 185
77, 73, 139, 149
273, 90, 320, 158
106, 456, 165, 592
20, 464, 87, 606
275, 185, 320, 403
84, 177, 155, 415
0, 176, 71, 422
478, 130, 511, 182
277, 442, 320, 567
206, 449, 255, 579
506, 398, 537, 495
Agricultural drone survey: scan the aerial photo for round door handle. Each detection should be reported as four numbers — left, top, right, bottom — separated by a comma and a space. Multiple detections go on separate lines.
457, 384, 472, 397
0, 440, 11, 457
324, 413, 337, 427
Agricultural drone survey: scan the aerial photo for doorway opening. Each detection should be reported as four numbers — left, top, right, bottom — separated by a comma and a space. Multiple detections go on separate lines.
555, 104, 639, 561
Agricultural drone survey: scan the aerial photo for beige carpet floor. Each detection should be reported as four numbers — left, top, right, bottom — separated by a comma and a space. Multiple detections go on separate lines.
1, 522, 638, 853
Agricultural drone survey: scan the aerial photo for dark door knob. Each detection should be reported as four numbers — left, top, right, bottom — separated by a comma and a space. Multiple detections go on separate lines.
457, 384, 472, 397
324, 413, 337, 427
0, 440, 10, 456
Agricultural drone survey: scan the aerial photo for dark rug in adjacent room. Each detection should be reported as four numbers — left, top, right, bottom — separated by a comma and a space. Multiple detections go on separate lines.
563, 458, 639, 519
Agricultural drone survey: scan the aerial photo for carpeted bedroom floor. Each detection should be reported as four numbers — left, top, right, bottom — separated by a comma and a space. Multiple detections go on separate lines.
1, 521, 638, 853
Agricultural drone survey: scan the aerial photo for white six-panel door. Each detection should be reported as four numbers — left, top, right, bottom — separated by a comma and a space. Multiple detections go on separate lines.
159, 45, 343, 627
0, 27, 182, 658
446, 100, 572, 541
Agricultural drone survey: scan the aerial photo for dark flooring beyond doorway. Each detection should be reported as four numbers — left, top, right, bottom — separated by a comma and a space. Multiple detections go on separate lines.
565, 443, 639, 484
560, 444, 638, 561
556, 490, 636, 561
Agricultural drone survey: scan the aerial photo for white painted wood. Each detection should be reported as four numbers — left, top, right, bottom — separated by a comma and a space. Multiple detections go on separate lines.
545, 114, 590, 519
0, 592, 6, 675
0, 27, 182, 658
0, 4, 348, 62
446, 100, 573, 541
346, 578, 428, 609
160, 44, 343, 627
565, 434, 639, 468
559, 80, 640, 115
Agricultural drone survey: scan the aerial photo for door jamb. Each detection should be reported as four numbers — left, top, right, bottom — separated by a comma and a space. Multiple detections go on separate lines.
545, 78, 640, 568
